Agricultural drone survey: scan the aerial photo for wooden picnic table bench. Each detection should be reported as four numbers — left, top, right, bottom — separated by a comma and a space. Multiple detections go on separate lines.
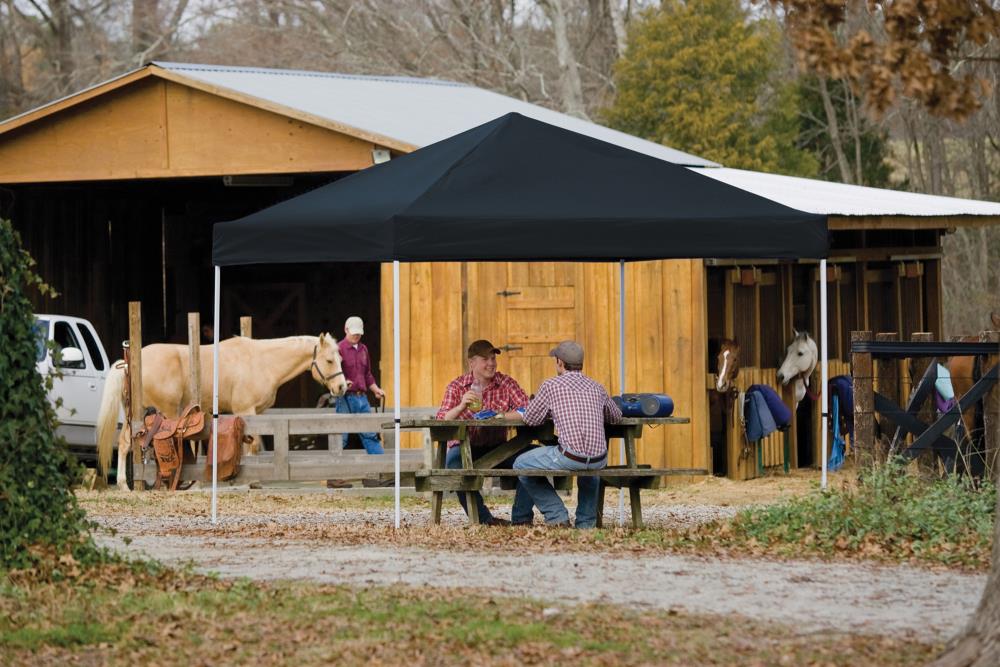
387, 417, 703, 529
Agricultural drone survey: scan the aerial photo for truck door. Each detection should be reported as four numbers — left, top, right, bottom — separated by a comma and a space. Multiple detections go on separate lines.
49, 320, 103, 429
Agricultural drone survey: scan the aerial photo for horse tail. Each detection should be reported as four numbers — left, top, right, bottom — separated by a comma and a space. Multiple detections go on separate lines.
96, 363, 125, 478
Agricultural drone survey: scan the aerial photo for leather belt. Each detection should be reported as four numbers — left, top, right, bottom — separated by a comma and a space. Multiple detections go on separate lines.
557, 444, 606, 464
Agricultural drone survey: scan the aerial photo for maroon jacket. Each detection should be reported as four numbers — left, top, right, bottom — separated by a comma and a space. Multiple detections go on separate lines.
338, 338, 376, 393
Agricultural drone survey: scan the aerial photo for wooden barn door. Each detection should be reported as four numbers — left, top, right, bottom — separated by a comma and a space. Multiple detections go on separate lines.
500, 264, 578, 394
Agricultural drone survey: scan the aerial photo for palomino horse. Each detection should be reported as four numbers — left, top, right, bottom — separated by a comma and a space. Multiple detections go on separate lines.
96, 333, 349, 490
947, 312, 1000, 449
776, 330, 818, 405
715, 339, 741, 394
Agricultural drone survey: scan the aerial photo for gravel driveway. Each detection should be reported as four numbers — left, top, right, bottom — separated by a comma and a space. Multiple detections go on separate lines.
93, 504, 985, 642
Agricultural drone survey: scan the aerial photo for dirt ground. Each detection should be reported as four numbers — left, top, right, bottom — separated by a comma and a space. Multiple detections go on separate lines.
82, 467, 984, 643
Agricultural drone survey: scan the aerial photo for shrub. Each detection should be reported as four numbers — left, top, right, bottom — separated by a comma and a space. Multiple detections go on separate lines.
728, 461, 995, 567
0, 218, 105, 572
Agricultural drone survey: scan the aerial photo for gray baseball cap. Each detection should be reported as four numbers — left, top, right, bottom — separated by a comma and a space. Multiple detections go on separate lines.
549, 340, 584, 366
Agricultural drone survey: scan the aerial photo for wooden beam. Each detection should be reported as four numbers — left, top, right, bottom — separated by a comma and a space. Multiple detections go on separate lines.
128, 302, 145, 492
187, 312, 201, 408
851, 330, 874, 468
830, 215, 1000, 230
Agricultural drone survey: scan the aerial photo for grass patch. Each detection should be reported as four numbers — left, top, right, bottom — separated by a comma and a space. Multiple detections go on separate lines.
0, 563, 937, 666
697, 462, 996, 568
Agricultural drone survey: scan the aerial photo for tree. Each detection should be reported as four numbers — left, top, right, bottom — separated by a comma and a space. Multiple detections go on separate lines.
0, 218, 99, 571
604, 0, 818, 176
771, 0, 1000, 120
797, 75, 894, 187
769, 3, 1000, 665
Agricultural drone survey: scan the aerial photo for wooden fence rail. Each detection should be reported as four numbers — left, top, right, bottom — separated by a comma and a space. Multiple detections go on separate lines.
135, 408, 437, 487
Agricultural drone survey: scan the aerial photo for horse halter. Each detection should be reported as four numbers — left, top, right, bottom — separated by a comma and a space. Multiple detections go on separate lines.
795, 368, 821, 401
311, 344, 346, 386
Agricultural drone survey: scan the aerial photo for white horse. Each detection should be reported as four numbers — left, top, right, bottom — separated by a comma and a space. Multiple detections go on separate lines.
96, 333, 349, 490
776, 330, 819, 405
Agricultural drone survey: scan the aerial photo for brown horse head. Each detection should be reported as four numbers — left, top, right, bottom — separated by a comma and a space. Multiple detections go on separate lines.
715, 339, 740, 393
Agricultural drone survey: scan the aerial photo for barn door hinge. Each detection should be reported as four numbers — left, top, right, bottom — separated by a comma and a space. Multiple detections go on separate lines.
496, 290, 522, 297
500, 344, 523, 352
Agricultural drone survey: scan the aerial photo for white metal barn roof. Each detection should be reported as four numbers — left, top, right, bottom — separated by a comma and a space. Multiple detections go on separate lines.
4, 61, 999, 220
691, 167, 1000, 218
153, 62, 719, 168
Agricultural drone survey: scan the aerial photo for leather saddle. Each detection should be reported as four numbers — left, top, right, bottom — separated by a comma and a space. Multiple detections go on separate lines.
138, 403, 210, 490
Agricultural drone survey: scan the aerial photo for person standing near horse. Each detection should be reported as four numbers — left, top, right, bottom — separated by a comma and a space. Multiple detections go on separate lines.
335, 316, 386, 454
436, 339, 529, 526
503, 341, 622, 528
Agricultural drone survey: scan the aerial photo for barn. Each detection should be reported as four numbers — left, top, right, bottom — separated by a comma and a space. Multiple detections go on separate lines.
4, 62, 1000, 479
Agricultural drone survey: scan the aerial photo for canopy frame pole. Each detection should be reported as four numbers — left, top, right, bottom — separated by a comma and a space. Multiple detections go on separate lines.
618, 259, 626, 526
211, 265, 220, 524
393, 261, 401, 529
820, 258, 829, 489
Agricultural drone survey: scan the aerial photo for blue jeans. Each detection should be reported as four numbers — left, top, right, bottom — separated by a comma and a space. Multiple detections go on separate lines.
334, 393, 384, 455
512, 445, 605, 528
445, 444, 518, 522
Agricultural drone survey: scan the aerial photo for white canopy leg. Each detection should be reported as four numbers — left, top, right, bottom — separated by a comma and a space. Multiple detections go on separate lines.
212, 265, 221, 524
820, 259, 829, 489
393, 260, 401, 529
619, 259, 626, 526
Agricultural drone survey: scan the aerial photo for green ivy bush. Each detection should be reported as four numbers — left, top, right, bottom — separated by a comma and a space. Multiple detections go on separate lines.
0, 218, 106, 572
729, 460, 996, 567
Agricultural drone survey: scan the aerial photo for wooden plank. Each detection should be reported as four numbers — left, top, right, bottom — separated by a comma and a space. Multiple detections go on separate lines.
629, 488, 644, 528
240, 316, 252, 338
187, 313, 201, 409
411, 263, 434, 409
634, 260, 664, 468
980, 331, 1000, 482
828, 215, 1000, 230
852, 331, 875, 467
128, 302, 144, 491
416, 476, 485, 492
875, 332, 899, 463
272, 419, 290, 481
431, 441, 446, 523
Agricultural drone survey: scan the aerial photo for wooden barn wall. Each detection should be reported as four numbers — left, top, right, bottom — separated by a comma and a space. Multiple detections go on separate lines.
380, 260, 709, 471
0, 78, 375, 183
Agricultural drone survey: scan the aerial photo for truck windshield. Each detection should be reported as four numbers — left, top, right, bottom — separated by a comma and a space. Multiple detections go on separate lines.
33, 319, 48, 362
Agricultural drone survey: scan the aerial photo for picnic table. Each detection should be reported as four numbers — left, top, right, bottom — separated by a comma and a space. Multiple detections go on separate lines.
390, 416, 703, 528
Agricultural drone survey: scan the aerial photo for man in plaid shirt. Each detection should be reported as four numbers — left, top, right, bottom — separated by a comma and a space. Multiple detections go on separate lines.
504, 340, 621, 528
436, 339, 529, 525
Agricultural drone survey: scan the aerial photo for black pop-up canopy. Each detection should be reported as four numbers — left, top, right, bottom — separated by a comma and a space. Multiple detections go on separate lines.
213, 112, 827, 265
207, 112, 831, 527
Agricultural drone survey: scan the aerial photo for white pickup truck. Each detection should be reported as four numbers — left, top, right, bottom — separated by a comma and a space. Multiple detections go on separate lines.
34, 314, 111, 463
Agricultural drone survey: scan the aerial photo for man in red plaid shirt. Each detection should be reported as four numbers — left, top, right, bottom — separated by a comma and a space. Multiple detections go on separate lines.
436, 339, 529, 525
503, 340, 621, 528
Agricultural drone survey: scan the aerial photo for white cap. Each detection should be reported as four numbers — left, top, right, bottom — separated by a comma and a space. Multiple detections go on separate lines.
345, 316, 364, 335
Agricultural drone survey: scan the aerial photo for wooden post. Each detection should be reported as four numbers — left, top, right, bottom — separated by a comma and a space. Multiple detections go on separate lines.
128, 302, 144, 491
908, 332, 935, 472
851, 330, 874, 468
979, 330, 1000, 482
240, 316, 252, 338
187, 313, 201, 407
875, 332, 899, 464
